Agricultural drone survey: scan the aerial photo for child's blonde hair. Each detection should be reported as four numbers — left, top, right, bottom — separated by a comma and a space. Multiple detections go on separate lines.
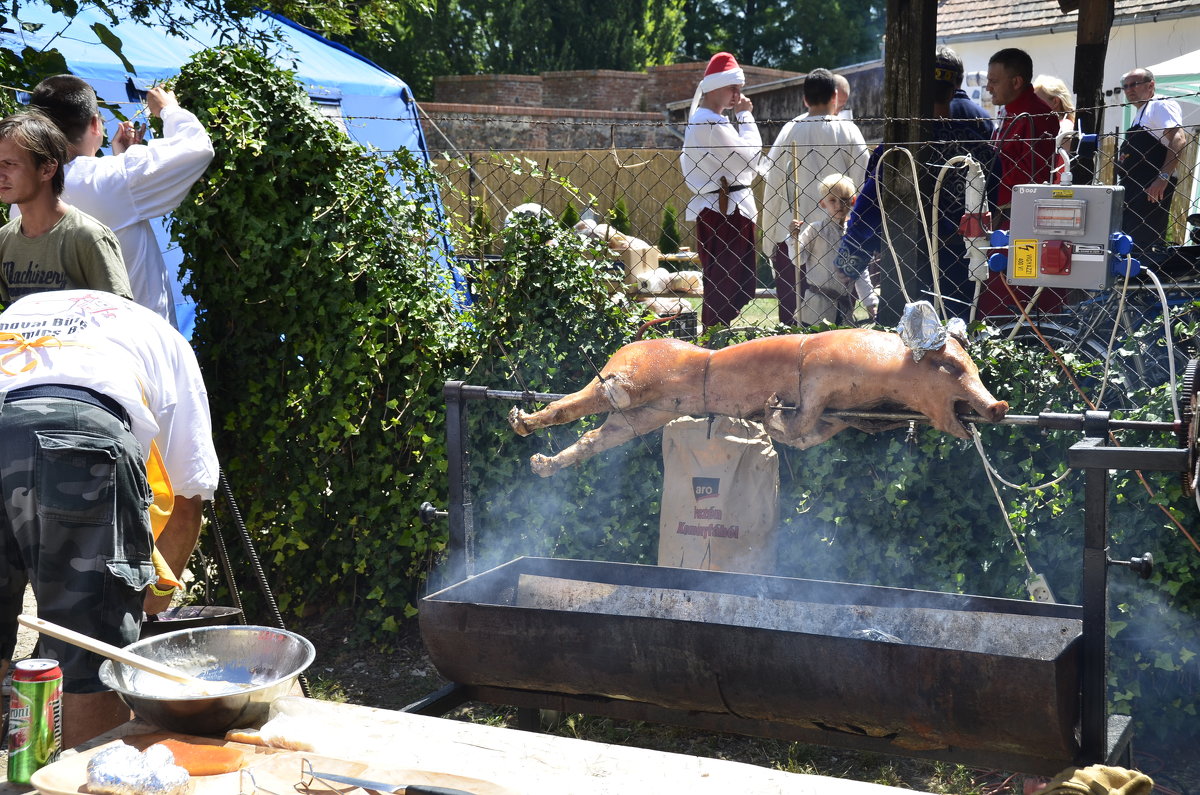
819, 173, 856, 204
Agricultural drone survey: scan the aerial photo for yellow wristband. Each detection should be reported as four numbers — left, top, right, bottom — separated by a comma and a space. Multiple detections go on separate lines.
148, 582, 176, 597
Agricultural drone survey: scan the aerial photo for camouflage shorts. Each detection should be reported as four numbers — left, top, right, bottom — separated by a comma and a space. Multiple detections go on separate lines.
0, 396, 153, 694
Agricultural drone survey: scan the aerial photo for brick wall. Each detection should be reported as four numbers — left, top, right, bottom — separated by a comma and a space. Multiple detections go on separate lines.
646, 63, 801, 112
750, 63, 886, 142
666, 61, 886, 144
433, 75, 544, 107
434, 63, 802, 114
542, 70, 650, 112
420, 103, 675, 153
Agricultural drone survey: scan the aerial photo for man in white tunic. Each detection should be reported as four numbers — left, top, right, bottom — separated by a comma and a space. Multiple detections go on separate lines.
681, 52, 762, 328
29, 75, 214, 327
761, 69, 867, 324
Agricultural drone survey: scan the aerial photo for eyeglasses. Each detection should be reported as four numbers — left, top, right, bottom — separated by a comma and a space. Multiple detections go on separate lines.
1121, 79, 1150, 90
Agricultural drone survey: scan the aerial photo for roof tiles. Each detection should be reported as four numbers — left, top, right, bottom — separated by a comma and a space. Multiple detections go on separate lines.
938, 0, 1200, 38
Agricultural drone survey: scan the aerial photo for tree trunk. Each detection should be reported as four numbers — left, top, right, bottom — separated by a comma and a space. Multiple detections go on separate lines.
1071, 0, 1114, 185
878, 0, 937, 325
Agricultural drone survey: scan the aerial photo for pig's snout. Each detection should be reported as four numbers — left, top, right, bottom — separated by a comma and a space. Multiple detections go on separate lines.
984, 400, 1009, 423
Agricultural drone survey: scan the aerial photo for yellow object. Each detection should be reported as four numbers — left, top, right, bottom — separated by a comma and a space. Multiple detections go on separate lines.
145, 440, 181, 595
0, 332, 80, 375
1038, 765, 1154, 795
1013, 239, 1038, 280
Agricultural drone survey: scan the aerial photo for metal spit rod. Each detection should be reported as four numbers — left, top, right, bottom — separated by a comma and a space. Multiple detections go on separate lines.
460, 386, 1181, 435
828, 409, 1179, 434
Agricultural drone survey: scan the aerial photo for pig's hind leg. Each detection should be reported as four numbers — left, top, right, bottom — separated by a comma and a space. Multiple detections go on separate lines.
530, 405, 677, 477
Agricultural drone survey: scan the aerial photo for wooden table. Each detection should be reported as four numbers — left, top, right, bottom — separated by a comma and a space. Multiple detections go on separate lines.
3, 696, 932, 795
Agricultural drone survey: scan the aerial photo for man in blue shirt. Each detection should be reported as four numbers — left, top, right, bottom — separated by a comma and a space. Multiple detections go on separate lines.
838, 47, 993, 317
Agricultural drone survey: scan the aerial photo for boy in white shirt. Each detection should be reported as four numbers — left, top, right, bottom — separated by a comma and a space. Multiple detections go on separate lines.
793, 173, 878, 326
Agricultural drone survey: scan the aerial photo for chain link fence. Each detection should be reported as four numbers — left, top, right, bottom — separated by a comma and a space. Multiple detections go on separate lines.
425, 114, 1200, 402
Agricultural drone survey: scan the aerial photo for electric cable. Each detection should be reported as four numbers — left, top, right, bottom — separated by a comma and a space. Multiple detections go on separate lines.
874, 146, 936, 305
1142, 266, 1182, 424
972, 426, 1038, 579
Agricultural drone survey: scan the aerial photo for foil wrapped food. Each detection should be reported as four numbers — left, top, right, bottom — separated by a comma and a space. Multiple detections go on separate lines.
895, 301, 967, 362
86, 744, 191, 795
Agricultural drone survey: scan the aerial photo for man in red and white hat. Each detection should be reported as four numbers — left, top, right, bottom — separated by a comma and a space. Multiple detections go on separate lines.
680, 52, 762, 328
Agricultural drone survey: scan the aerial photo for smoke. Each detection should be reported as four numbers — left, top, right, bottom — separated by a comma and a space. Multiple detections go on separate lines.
428, 409, 664, 589
1107, 575, 1200, 749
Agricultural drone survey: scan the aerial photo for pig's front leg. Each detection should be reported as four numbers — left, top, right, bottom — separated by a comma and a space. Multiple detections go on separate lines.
509, 378, 608, 436
763, 393, 848, 449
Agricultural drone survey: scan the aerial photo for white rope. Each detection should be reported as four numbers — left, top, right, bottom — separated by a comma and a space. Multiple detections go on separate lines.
971, 426, 1036, 577
971, 423, 1071, 491
1141, 266, 1182, 424
1094, 254, 1132, 409
875, 146, 935, 306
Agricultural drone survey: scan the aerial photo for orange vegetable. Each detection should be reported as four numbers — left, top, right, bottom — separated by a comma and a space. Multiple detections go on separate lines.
150, 739, 245, 776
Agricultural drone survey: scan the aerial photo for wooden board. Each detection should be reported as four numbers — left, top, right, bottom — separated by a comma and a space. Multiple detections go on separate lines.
30, 734, 513, 795
30, 734, 279, 795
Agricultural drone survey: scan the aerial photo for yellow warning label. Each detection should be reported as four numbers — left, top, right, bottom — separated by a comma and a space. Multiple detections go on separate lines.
1013, 239, 1038, 280
1051, 189, 1074, 198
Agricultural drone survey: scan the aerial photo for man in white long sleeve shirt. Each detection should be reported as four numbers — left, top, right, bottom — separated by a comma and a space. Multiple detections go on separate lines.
761, 69, 867, 324
681, 52, 762, 328
28, 75, 214, 327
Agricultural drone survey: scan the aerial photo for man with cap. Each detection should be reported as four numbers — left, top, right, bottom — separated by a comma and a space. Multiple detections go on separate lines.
1117, 67, 1186, 252
837, 46, 992, 317
0, 289, 218, 746
761, 68, 867, 325
681, 52, 762, 328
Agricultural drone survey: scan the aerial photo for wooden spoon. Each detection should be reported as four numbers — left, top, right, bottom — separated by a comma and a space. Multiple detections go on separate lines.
18, 614, 209, 687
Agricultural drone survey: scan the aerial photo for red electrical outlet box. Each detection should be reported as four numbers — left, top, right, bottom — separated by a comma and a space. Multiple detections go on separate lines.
1041, 240, 1073, 275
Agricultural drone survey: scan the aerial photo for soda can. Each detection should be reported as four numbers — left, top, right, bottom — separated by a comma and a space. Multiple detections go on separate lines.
6, 659, 63, 784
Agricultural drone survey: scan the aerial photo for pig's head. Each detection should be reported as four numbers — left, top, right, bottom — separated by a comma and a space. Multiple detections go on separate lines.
927, 338, 1009, 435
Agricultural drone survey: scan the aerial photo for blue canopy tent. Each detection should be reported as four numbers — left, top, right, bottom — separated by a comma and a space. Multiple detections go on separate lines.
0, 2, 462, 335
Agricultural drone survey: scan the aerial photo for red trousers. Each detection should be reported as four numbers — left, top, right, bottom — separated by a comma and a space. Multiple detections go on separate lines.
696, 208, 756, 328
772, 242, 797, 325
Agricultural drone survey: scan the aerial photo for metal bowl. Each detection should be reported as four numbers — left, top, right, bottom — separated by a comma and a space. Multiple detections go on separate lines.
98, 625, 315, 735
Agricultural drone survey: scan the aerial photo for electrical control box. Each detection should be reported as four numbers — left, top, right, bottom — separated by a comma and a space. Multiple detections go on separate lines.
1007, 183, 1125, 290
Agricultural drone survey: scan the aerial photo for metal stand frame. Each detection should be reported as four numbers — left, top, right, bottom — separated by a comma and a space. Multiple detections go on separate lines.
416, 384, 1187, 773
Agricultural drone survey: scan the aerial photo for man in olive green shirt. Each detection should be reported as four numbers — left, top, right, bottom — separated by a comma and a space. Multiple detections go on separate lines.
0, 111, 130, 304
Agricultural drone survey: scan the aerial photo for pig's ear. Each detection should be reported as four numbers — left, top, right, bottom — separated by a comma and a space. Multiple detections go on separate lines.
946, 317, 970, 348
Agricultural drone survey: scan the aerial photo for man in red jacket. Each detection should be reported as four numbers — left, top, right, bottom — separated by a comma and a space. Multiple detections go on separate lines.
978, 47, 1063, 318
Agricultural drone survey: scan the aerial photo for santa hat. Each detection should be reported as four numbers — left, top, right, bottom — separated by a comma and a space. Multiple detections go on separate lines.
690, 52, 746, 117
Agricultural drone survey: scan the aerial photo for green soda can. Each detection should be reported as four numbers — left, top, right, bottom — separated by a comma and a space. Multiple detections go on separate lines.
6, 658, 63, 784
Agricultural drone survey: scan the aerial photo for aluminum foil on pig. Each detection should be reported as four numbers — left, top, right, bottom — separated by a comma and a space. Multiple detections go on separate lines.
896, 301, 967, 362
